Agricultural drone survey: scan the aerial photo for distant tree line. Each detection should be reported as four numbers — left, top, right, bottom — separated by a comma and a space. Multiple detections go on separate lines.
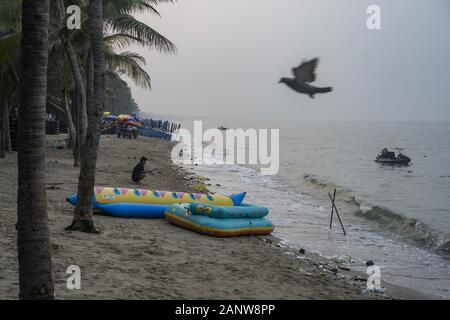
105, 76, 140, 116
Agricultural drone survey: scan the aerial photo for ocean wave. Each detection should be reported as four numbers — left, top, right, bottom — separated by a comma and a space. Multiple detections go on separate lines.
300, 174, 450, 257
301, 174, 357, 203
355, 205, 450, 255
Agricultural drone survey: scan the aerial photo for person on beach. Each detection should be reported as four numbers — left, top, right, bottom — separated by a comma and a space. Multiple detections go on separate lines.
132, 156, 150, 183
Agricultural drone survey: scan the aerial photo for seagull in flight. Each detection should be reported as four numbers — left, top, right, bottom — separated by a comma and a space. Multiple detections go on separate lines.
279, 57, 333, 99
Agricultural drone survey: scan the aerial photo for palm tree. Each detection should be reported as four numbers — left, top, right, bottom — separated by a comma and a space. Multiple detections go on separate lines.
1, 0, 177, 233
17, 0, 54, 299
67, 0, 177, 232
1, 0, 175, 130
66, 0, 105, 232
1, 0, 171, 164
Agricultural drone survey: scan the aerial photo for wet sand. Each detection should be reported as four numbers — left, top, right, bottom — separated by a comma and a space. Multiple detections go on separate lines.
0, 135, 432, 299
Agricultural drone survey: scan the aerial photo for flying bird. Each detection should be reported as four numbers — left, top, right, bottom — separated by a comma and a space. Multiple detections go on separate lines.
279, 58, 333, 99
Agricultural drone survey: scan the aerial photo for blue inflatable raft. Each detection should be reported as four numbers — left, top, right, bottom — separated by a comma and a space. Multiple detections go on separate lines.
97, 203, 169, 218
189, 202, 269, 218
164, 203, 274, 237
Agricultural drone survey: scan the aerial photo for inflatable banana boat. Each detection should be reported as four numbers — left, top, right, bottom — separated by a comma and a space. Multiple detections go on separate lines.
66, 187, 246, 219
164, 203, 274, 237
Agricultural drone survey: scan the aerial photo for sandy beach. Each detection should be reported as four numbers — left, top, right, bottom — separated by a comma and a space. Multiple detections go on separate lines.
0, 135, 432, 299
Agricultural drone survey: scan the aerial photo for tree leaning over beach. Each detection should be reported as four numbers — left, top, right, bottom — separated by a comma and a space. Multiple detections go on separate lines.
17, 0, 54, 299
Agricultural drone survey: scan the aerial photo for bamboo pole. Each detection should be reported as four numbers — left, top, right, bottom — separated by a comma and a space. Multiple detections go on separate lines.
328, 189, 346, 235
329, 188, 336, 229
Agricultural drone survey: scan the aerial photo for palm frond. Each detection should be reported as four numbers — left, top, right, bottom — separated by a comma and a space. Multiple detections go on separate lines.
106, 69, 122, 81
106, 14, 176, 53
105, 50, 152, 89
104, 0, 175, 17
104, 33, 146, 50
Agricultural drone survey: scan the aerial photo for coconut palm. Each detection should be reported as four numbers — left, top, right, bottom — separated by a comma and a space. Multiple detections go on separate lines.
1, 0, 177, 233
66, 0, 176, 232
1, 0, 176, 161
17, 0, 54, 299
66, 0, 106, 232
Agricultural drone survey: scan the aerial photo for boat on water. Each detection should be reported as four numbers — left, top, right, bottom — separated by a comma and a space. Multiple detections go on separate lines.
375, 148, 411, 165
218, 126, 228, 131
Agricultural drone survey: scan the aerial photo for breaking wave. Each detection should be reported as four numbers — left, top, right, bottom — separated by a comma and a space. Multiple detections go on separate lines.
300, 174, 450, 257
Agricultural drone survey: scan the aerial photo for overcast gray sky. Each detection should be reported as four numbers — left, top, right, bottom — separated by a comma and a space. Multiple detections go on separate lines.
128, 0, 450, 122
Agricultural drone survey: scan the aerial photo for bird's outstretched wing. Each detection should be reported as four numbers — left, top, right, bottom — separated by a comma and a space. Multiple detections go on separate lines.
292, 58, 319, 83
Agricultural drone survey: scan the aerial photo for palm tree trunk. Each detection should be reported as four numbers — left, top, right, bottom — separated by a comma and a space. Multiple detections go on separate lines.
66, 0, 105, 233
5, 105, 11, 152
65, 40, 87, 154
86, 48, 94, 123
17, 0, 54, 299
55, 0, 82, 166
64, 89, 76, 151
1, 105, 6, 158
72, 89, 81, 167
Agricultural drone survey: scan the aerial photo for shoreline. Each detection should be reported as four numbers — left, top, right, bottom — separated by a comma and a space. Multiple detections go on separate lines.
180, 161, 440, 300
0, 135, 436, 299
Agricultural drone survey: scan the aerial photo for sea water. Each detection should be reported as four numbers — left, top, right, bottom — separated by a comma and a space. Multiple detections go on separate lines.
177, 121, 450, 298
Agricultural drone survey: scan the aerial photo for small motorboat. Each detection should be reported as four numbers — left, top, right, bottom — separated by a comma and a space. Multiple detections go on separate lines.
375, 148, 411, 165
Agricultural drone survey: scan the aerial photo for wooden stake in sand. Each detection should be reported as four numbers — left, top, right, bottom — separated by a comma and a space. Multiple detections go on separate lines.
328, 188, 346, 235
329, 188, 336, 229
